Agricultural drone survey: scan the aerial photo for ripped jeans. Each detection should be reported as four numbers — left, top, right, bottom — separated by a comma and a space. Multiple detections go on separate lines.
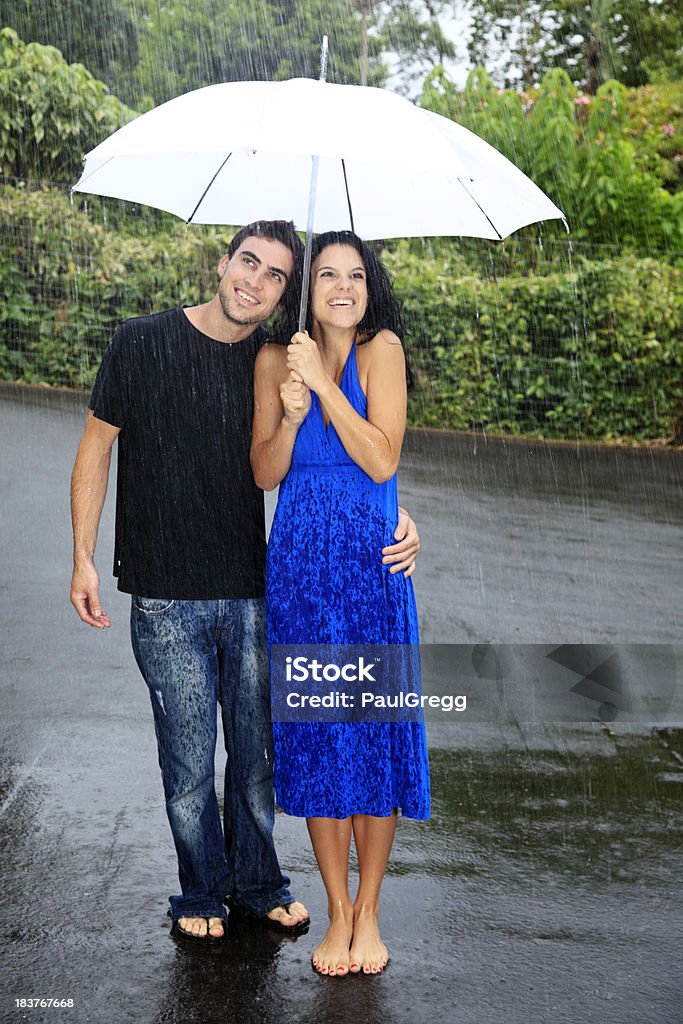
130, 596, 292, 922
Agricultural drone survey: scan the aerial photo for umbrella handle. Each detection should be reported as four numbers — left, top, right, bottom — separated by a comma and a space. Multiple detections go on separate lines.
319, 34, 329, 81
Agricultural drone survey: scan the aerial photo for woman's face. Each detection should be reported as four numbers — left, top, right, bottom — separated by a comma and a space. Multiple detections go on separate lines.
310, 244, 368, 332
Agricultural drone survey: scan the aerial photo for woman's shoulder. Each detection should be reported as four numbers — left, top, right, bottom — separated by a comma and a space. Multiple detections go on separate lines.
357, 329, 405, 367
255, 341, 289, 372
359, 328, 402, 346
356, 330, 406, 398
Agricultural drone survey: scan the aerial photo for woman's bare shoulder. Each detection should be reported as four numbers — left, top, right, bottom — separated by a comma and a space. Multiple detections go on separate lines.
256, 341, 288, 362
255, 342, 288, 375
357, 330, 405, 367
361, 329, 402, 346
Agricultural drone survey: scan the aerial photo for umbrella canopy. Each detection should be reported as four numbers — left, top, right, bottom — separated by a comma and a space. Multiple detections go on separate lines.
73, 78, 565, 242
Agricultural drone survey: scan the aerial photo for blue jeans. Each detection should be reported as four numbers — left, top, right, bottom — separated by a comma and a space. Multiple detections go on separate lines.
130, 596, 292, 922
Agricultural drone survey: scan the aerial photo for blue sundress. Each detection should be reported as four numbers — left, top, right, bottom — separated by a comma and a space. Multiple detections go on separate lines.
266, 341, 430, 819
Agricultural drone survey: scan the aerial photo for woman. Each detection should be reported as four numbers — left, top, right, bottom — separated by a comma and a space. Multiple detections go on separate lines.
251, 231, 430, 976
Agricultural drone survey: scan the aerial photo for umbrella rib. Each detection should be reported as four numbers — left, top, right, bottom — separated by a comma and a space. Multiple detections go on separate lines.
71, 154, 116, 192
187, 153, 233, 224
341, 160, 355, 234
457, 178, 503, 240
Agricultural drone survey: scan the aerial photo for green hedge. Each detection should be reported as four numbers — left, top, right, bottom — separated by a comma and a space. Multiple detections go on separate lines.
1, 185, 681, 441
387, 244, 683, 440
0, 184, 229, 387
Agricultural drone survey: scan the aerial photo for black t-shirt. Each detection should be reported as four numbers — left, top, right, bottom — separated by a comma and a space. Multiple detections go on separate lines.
89, 307, 269, 599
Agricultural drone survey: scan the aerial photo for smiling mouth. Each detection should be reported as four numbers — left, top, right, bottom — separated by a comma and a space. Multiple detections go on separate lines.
235, 288, 260, 306
328, 299, 354, 307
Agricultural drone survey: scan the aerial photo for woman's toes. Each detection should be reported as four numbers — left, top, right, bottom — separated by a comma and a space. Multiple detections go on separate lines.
349, 916, 388, 976
311, 920, 352, 977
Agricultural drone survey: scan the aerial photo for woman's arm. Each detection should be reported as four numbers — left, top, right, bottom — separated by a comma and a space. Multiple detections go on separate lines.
250, 344, 310, 491
287, 330, 406, 484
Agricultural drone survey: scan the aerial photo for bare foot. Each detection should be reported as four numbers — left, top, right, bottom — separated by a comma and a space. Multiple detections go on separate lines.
312, 908, 354, 977
177, 916, 224, 940
348, 910, 389, 974
266, 900, 310, 929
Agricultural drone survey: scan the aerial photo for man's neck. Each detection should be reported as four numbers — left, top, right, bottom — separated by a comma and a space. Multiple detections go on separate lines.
183, 298, 261, 344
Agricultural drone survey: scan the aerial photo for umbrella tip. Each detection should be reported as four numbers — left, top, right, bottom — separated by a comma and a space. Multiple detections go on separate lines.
319, 36, 329, 82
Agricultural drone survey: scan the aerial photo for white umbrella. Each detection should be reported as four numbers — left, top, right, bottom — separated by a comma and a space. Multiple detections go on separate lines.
73, 79, 565, 243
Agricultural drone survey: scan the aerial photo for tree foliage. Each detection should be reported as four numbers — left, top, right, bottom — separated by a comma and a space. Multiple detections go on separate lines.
126, 0, 390, 108
421, 66, 683, 251
0, 28, 134, 181
464, 0, 683, 92
1, 0, 391, 107
0, 0, 140, 95
379, 1, 457, 93
2, 0, 682, 102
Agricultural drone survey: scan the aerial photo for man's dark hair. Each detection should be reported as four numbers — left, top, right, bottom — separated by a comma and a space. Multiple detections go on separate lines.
227, 220, 304, 332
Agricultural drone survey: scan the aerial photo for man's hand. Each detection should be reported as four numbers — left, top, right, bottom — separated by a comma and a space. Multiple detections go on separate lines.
70, 560, 111, 628
382, 506, 420, 577
70, 410, 118, 627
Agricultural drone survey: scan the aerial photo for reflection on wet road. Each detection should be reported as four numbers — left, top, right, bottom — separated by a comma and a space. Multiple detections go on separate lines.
1, 388, 681, 1023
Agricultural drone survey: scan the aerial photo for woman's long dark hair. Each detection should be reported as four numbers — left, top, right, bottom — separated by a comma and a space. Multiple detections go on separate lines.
305, 230, 413, 387
307, 230, 405, 341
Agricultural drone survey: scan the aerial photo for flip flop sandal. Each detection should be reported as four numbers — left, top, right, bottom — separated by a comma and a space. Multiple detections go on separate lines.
173, 917, 225, 943
262, 904, 310, 934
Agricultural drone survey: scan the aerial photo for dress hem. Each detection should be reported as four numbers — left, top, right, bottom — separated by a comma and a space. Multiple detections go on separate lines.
276, 801, 430, 821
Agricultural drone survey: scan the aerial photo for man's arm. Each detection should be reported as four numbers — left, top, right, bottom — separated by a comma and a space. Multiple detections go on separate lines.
382, 506, 420, 578
70, 410, 120, 627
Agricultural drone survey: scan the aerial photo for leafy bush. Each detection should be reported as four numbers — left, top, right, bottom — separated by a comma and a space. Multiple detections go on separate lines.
0, 28, 134, 182
389, 245, 682, 440
421, 67, 683, 254
1, 186, 680, 441
0, 184, 230, 387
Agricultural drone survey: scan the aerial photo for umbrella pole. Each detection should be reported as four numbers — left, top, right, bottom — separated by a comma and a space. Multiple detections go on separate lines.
297, 36, 329, 333
298, 160, 320, 333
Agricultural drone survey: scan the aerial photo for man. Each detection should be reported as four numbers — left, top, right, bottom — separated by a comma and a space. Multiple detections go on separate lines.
70, 221, 420, 942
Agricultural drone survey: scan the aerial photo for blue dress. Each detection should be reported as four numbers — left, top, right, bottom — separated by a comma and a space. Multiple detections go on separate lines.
266, 342, 430, 820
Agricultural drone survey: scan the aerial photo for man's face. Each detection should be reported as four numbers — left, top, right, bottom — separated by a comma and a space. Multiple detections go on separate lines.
217, 235, 293, 327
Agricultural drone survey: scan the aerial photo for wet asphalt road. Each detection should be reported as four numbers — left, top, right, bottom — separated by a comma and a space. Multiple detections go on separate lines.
1, 384, 682, 1024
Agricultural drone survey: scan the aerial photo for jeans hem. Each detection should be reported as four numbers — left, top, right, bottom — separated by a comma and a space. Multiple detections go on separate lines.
230, 888, 296, 918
